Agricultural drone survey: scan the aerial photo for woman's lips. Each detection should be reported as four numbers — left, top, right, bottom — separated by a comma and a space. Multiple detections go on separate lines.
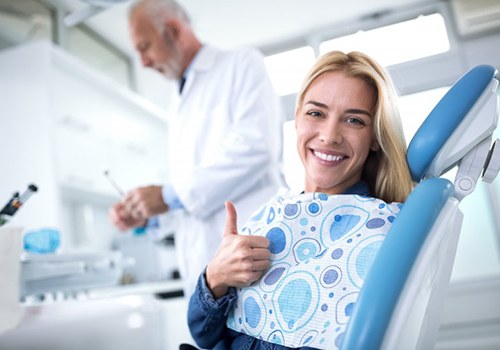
313, 150, 346, 163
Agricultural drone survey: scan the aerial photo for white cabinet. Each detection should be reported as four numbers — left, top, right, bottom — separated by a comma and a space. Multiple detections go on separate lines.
0, 41, 168, 243
48, 43, 168, 195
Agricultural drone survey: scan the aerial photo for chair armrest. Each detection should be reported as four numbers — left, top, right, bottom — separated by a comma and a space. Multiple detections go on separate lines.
340, 178, 453, 350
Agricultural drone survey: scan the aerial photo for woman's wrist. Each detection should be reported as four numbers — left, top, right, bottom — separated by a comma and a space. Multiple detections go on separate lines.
206, 264, 228, 299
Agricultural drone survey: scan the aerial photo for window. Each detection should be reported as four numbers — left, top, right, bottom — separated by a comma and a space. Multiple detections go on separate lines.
398, 86, 449, 143
67, 24, 133, 89
320, 13, 450, 67
264, 46, 316, 96
0, 0, 133, 90
399, 87, 500, 282
0, 0, 54, 50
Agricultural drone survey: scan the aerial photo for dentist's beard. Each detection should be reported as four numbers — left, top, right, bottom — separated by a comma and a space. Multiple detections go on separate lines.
155, 60, 182, 80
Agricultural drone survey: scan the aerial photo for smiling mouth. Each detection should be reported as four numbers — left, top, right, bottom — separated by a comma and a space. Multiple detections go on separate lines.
313, 150, 346, 162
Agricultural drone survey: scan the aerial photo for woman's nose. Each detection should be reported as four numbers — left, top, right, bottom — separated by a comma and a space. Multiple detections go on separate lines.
319, 120, 343, 145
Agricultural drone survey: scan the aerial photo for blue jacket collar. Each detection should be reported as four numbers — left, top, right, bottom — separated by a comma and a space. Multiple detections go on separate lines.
300, 181, 371, 197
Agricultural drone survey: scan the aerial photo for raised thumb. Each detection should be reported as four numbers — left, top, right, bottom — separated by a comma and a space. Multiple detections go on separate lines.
223, 201, 238, 236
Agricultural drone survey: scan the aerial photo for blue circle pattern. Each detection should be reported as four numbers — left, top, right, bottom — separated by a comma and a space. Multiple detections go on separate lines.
227, 192, 402, 349
266, 227, 286, 254
245, 296, 261, 328
323, 269, 339, 284
306, 201, 321, 216
293, 238, 321, 263
279, 279, 311, 329
331, 248, 343, 259
284, 203, 300, 218
264, 266, 286, 285
260, 262, 291, 293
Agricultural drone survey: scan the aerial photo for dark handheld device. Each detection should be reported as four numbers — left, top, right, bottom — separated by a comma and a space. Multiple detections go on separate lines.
0, 184, 38, 227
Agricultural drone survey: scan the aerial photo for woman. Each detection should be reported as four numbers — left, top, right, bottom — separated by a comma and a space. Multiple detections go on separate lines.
187, 51, 413, 349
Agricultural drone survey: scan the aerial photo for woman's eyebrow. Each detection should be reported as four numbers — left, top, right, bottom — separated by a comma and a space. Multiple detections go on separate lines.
345, 108, 373, 117
305, 100, 372, 118
305, 100, 328, 109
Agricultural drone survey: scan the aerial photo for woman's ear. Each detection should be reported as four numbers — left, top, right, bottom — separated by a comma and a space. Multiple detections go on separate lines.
371, 139, 380, 151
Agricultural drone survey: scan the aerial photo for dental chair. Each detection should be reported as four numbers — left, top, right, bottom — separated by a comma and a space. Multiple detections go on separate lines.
338, 64, 500, 350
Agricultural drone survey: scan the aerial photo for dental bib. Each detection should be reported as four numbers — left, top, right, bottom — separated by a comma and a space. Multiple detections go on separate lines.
227, 191, 402, 349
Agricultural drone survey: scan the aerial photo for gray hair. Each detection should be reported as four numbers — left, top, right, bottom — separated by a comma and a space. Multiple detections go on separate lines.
130, 0, 191, 31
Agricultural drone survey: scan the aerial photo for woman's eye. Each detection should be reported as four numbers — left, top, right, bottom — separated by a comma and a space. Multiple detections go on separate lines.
346, 117, 366, 126
306, 111, 323, 118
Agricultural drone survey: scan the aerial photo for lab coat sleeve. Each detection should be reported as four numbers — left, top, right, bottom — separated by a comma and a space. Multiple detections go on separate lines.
178, 48, 283, 220
161, 183, 184, 210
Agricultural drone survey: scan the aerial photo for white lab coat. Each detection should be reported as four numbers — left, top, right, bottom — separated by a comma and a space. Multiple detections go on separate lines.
161, 45, 286, 297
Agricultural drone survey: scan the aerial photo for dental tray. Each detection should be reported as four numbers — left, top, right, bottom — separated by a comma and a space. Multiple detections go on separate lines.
20, 252, 131, 298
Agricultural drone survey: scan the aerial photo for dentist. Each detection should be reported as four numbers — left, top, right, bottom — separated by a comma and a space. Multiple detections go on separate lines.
109, 0, 285, 296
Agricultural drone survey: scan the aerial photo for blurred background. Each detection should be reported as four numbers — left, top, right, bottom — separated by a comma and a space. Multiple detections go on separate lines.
0, 0, 499, 349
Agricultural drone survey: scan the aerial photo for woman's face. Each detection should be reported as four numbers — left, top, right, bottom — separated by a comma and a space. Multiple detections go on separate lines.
295, 71, 379, 194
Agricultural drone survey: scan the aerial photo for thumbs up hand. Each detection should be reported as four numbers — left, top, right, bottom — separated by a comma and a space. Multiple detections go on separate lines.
223, 200, 239, 236
206, 201, 271, 299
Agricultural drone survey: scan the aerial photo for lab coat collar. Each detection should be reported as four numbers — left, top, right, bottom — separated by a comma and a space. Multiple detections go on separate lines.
177, 45, 219, 99
188, 44, 220, 74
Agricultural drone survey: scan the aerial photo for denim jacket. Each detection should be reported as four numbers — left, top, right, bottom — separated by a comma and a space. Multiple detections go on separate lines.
187, 182, 371, 349
188, 272, 318, 350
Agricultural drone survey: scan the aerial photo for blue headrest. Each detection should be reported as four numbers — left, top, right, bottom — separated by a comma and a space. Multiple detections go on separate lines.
406, 65, 497, 182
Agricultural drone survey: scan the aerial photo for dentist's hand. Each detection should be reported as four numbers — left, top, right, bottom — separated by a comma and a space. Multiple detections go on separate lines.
206, 201, 271, 299
109, 185, 168, 231
123, 185, 168, 219
109, 201, 146, 231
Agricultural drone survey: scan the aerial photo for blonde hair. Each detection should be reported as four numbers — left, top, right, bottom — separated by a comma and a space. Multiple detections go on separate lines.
296, 51, 413, 202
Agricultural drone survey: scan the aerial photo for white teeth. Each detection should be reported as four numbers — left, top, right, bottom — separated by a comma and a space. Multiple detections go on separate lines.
314, 151, 344, 162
